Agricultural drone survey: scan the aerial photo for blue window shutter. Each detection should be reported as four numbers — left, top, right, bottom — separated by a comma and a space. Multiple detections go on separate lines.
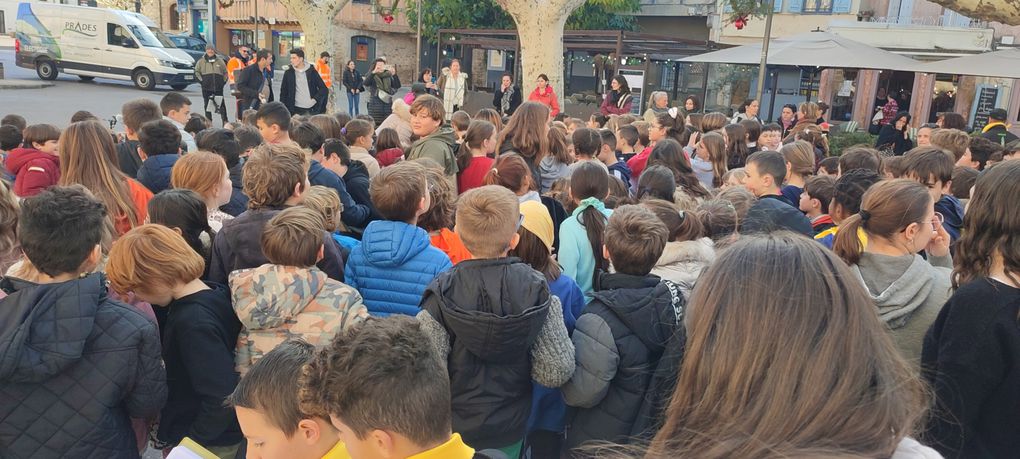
788, 0, 802, 13
774, 0, 784, 13
833, 0, 851, 13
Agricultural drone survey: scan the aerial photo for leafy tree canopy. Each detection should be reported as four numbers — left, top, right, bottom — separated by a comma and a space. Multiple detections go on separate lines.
406, 0, 640, 41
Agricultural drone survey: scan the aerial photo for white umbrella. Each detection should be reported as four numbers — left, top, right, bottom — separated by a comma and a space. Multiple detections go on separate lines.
916, 48, 1020, 79
680, 31, 922, 71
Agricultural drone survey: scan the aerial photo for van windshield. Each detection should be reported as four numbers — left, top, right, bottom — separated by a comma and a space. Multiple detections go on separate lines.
126, 24, 175, 48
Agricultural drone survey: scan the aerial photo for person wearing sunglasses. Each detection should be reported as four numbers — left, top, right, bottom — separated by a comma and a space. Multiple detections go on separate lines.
832, 178, 952, 367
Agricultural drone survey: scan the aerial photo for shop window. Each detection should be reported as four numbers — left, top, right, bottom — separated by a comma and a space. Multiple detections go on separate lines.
802, 0, 833, 13
168, 5, 180, 30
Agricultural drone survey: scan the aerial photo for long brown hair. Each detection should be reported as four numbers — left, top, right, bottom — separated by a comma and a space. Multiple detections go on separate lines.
455, 120, 496, 172
474, 108, 504, 133
700, 132, 728, 188
571, 162, 610, 286
498, 101, 549, 162
648, 139, 710, 199
723, 123, 750, 168
58, 120, 140, 232
546, 125, 572, 165
781, 140, 816, 179
952, 160, 1020, 289
649, 233, 926, 458
483, 153, 530, 194
833, 179, 932, 266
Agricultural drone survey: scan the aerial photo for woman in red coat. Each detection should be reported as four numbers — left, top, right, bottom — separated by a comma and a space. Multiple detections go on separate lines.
528, 74, 560, 118
600, 75, 633, 116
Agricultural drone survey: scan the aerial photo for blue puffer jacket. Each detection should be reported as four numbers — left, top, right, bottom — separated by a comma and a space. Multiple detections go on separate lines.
345, 220, 452, 316
136, 154, 179, 194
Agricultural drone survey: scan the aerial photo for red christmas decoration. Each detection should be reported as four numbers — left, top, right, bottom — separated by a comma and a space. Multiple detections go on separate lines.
383, 13, 395, 23
734, 15, 748, 29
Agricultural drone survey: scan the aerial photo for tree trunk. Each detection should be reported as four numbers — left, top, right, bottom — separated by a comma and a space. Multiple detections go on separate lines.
930, 0, 1020, 25
495, 0, 587, 111
278, 0, 350, 113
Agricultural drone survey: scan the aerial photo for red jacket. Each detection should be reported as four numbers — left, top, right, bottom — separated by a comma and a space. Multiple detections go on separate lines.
376, 147, 405, 168
529, 86, 560, 117
6, 148, 60, 197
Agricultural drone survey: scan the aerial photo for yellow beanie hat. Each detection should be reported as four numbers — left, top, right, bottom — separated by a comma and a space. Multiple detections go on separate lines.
519, 200, 554, 252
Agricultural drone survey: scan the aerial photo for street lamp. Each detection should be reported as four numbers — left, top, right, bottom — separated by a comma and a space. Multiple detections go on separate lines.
754, 0, 775, 102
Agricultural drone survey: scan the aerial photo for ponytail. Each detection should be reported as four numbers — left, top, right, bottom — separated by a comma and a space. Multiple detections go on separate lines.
457, 120, 496, 174
832, 213, 866, 265
582, 206, 608, 287
455, 142, 473, 173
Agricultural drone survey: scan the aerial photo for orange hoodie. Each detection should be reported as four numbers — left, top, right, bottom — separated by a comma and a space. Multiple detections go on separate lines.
430, 228, 471, 265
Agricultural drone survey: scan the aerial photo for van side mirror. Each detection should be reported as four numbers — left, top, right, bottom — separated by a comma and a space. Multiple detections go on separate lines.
122, 38, 137, 48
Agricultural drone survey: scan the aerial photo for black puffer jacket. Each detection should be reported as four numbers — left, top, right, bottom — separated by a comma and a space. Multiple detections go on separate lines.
562, 273, 686, 452
219, 161, 248, 217
207, 207, 346, 284
420, 258, 554, 449
0, 274, 166, 458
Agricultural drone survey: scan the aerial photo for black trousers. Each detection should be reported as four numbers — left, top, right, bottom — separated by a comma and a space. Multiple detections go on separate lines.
202, 89, 228, 125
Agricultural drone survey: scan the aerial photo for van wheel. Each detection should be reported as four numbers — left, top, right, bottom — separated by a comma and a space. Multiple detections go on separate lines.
36, 59, 58, 80
78, 75, 95, 82
170, 83, 189, 91
132, 69, 155, 90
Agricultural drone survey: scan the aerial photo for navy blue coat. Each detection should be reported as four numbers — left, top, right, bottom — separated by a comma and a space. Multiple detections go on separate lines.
0, 274, 166, 458
308, 160, 372, 229
137, 154, 180, 194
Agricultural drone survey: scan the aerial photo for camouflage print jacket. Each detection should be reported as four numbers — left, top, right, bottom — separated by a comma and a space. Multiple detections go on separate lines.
230, 264, 369, 374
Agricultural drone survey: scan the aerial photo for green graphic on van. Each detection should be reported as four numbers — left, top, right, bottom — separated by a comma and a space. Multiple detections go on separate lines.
63, 22, 99, 37
15, 4, 62, 59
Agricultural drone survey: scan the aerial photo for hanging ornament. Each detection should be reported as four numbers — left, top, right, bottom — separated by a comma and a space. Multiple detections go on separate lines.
726, 0, 770, 27
372, 0, 401, 23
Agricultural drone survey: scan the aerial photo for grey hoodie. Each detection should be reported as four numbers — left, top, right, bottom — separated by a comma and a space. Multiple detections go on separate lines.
650, 238, 715, 300
852, 252, 953, 364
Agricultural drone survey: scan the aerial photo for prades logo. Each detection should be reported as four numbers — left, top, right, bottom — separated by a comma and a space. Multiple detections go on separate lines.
64, 21, 98, 37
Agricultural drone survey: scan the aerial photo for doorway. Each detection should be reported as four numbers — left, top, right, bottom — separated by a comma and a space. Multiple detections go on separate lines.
351, 35, 376, 75
875, 70, 915, 115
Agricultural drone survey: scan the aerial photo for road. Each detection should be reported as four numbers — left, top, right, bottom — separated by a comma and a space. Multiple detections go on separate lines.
0, 47, 372, 130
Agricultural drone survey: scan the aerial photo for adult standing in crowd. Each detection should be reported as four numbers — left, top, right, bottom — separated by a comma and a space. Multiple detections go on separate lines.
980, 108, 1019, 146
342, 60, 363, 116
644, 91, 669, 123
875, 111, 914, 156
315, 51, 332, 94
280, 48, 328, 116
600, 75, 633, 116
683, 94, 700, 115
529, 74, 560, 118
731, 98, 760, 124
194, 45, 229, 126
236, 49, 273, 112
437, 59, 469, 121
493, 73, 522, 118
364, 58, 401, 127
227, 45, 250, 120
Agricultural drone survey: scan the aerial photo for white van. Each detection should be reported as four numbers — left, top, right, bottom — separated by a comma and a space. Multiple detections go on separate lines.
14, 2, 195, 90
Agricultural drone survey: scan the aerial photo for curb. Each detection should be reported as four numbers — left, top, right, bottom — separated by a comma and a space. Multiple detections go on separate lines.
0, 81, 56, 90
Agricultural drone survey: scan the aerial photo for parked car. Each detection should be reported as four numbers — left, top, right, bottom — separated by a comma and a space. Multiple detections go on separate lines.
167, 34, 228, 63
15, 2, 195, 90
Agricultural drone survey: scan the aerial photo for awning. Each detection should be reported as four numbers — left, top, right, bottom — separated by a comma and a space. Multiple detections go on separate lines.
915, 48, 1020, 79
679, 31, 922, 72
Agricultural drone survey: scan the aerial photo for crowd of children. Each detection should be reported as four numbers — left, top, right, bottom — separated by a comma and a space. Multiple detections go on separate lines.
0, 94, 1019, 459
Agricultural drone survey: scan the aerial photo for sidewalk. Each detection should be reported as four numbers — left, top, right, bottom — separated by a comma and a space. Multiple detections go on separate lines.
0, 80, 54, 90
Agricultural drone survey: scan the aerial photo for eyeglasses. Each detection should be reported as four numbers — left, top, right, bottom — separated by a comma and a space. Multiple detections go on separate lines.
516, 214, 524, 231
931, 212, 944, 232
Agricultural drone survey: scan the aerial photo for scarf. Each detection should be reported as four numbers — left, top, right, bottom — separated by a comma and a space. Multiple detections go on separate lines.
501, 85, 515, 115
373, 70, 394, 95
608, 90, 631, 109
983, 121, 1010, 133
574, 197, 607, 216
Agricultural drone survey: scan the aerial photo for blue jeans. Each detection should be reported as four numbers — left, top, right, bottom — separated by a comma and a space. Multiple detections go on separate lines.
347, 91, 360, 116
